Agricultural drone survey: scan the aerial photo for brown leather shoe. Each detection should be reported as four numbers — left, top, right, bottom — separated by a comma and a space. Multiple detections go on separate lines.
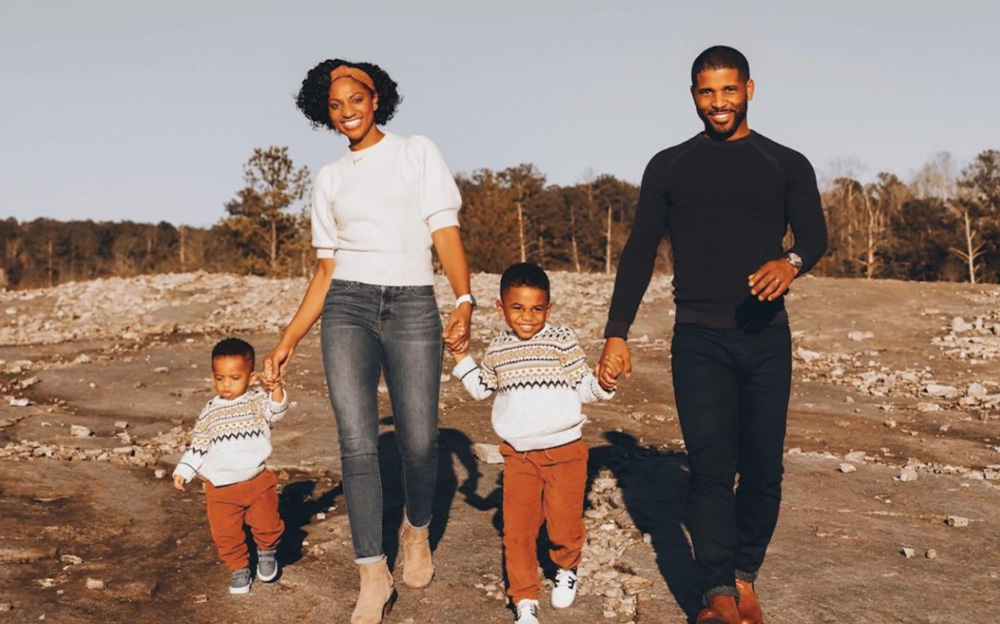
696, 595, 741, 624
736, 579, 763, 624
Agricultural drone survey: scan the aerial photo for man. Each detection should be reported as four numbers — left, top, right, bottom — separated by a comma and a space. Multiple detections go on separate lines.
598, 46, 827, 624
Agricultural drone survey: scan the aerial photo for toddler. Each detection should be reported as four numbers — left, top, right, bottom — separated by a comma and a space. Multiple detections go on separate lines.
451, 263, 623, 624
172, 337, 288, 594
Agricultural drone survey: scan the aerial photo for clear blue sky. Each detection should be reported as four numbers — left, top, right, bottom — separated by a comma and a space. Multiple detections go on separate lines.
2, 0, 996, 226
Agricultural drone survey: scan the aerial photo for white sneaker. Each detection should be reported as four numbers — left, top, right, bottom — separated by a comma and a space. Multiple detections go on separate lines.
550, 568, 578, 609
514, 598, 540, 624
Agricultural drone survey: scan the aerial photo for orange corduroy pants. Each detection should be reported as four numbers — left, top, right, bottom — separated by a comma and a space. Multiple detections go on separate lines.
500, 439, 588, 604
204, 469, 284, 571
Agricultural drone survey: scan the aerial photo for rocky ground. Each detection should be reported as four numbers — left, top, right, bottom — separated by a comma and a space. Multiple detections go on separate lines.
0, 272, 998, 624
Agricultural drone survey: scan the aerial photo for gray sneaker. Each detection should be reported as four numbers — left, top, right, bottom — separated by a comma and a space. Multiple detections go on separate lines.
257, 549, 279, 582
230, 568, 252, 595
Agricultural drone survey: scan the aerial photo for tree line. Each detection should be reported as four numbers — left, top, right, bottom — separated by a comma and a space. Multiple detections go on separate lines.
2, 147, 998, 290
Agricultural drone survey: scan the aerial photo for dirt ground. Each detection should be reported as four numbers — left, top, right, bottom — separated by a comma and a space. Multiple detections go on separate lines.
1, 273, 998, 624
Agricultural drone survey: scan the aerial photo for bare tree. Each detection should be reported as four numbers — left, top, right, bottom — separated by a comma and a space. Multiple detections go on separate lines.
950, 208, 986, 283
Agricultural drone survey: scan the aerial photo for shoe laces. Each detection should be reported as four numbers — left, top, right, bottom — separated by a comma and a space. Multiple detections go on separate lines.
554, 569, 577, 590
516, 600, 539, 618
232, 568, 251, 583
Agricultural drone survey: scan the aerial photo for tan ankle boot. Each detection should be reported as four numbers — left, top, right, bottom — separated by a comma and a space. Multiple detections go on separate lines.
351, 558, 396, 624
400, 519, 435, 589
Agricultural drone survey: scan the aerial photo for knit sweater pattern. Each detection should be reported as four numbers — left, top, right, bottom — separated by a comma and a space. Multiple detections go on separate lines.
173, 388, 288, 487
453, 325, 614, 452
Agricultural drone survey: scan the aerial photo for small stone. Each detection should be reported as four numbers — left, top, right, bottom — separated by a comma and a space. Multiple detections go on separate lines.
473, 443, 504, 464
795, 347, 821, 362
967, 383, 988, 398
88, 382, 96, 389
925, 549, 938, 559
845, 396, 855, 405
0, 603, 12, 612
85, 578, 106, 590
114, 421, 129, 429
897, 467, 919, 482
917, 403, 940, 412
153, 367, 170, 374
901, 548, 916, 558
884, 419, 897, 429
315, 512, 327, 521
70, 425, 92, 438
845, 451, 866, 463
193, 594, 208, 604
939, 424, 951, 432
838, 463, 857, 474
946, 515, 969, 528
154, 469, 167, 479
9, 397, 30, 407
847, 331, 874, 341
60, 555, 83, 565
73, 354, 92, 364
133, 381, 145, 389
924, 384, 958, 398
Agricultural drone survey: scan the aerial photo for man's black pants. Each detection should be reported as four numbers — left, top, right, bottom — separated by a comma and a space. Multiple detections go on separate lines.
670, 322, 792, 601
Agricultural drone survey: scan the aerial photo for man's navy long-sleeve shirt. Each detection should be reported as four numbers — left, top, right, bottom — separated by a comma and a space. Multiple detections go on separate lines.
605, 131, 828, 337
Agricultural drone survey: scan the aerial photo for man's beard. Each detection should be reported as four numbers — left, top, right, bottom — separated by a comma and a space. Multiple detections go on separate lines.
699, 103, 748, 140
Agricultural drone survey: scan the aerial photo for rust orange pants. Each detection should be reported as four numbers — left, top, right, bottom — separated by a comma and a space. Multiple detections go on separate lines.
204, 469, 284, 571
500, 439, 588, 603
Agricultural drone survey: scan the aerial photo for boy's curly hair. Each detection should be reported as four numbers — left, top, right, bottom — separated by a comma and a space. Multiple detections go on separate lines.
296, 59, 402, 131
212, 337, 255, 369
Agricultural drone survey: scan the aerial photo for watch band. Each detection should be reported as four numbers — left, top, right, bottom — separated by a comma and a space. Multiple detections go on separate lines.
784, 252, 803, 270
455, 294, 477, 309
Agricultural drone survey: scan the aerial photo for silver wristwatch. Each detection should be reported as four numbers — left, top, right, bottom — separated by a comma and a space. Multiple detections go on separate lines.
455, 293, 477, 309
783, 252, 803, 270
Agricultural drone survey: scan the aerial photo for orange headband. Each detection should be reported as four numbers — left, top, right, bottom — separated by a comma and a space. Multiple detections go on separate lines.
329, 65, 376, 93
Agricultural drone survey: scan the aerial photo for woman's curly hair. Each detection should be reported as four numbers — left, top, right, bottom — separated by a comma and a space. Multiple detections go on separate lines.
296, 59, 402, 130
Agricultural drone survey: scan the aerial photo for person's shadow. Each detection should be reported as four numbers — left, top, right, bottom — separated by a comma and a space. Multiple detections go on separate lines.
589, 430, 702, 621
377, 420, 500, 569
276, 476, 343, 570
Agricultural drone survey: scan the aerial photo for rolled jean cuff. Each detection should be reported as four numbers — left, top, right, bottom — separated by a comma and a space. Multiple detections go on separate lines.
703, 584, 739, 605
735, 569, 758, 583
355, 554, 385, 565
405, 516, 431, 531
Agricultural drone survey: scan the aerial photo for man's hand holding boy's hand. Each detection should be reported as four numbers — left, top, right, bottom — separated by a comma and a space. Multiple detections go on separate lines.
596, 354, 625, 392
172, 474, 186, 492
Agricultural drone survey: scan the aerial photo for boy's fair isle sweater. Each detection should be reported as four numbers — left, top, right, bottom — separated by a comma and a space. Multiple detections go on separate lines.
173, 388, 288, 487
452, 325, 614, 452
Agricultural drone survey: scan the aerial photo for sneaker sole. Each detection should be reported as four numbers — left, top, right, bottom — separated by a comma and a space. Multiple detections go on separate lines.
229, 583, 252, 595
257, 567, 278, 582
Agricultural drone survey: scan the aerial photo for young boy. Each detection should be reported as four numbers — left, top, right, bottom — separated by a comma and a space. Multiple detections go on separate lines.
172, 337, 289, 595
451, 263, 624, 624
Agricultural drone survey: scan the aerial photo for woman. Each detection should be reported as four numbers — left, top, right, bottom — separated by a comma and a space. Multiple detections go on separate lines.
263, 59, 474, 624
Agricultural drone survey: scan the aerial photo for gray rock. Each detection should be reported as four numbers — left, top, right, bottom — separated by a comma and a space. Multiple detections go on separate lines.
70, 425, 92, 438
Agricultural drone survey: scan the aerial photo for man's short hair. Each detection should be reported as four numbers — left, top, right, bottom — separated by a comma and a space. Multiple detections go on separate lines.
500, 262, 550, 299
691, 45, 750, 85
212, 337, 255, 369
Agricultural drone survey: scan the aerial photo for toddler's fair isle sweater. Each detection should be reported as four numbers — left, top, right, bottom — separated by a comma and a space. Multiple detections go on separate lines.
173, 388, 288, 487
453, 325, 613, 451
